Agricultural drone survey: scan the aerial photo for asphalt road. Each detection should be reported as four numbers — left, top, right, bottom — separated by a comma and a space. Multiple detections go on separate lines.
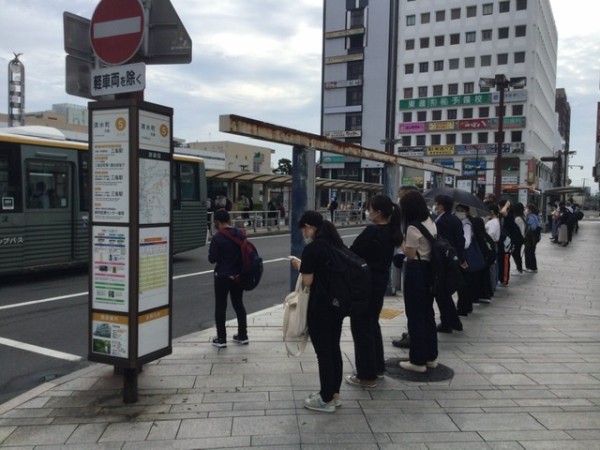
0, 228, 362, 405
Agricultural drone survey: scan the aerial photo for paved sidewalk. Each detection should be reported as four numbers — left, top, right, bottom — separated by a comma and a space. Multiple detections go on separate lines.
1, 221, 600, 449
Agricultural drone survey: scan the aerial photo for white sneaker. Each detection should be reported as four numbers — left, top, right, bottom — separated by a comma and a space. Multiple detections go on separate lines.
427, 360, 439, 369
399, 361, 426, 373
309, 392, 342, 407
303, 393, 336, 413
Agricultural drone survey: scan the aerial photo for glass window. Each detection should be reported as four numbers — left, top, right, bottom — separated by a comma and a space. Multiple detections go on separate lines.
403, 87, 413, 98
435, 35, 445, 46
483, 3, 493, 15
403, 111, 412, 121
446, 134, 457, 145
511, 130, 522, 142
449, 58, 459, 70
402, 136, 412, 146
417, 111, 427, 121
466, 5, 477, 17
405, 39, 415, 50
451, 8, 461, 19
479, 106, 490, 117
481, 55, 492, 66
178, 162, 200, 201
416, 135, 426, 146
478, 132, 489, 144
432, 110, 442, 120
420, 37, 430, 48
0, 146, 22, 212
450, 33, 460, 45
26, 159, 70, 209
435, 10, 446, 21
448, 83, 459, 95
421, 12, 430, 24
495, 105, 507, 117
405, 63, 414, 74
347, 61, 363, 80
464, 57, 475, 68
463, 108, 474, 119
498, 27, 509, 39
513, 104, 524, 115
348, 9, 365, 28
406, 15, 416, 26
433, 84, 443, 96
466, 31, 476, 43
448, 109, 458, 119
346, 113, 362, 130
434, 60, 444, 71
516, 0, 527, 10
482, 29, 493, 41
346, 86, 362, 105
514, 51, 525, 63
515, 25, 526, 37
419, 61, 429, 73
464, 82, 474, 94
431, 134, 441, 145
497, 53, 509, 65
418, 86, 428, 97
462, 133, 473, 144
499, 1, 510, 12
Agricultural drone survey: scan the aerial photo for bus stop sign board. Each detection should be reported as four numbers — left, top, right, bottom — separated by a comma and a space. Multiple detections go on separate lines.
90, 0, 145, 66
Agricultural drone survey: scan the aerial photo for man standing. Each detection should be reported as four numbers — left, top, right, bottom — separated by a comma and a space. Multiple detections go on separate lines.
328, 197, 338, 222
431, 195, 465, 333
208, 210, 249, 348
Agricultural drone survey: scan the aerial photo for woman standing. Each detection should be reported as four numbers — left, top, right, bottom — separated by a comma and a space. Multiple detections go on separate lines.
290, 211, 345, 413
345, 195, 402, 387
512, 202, 527, 273
524, 204, 540, 271
398, 191, 438, 373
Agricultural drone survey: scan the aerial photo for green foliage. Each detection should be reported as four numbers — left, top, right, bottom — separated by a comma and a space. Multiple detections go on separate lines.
273, 158, 292, 175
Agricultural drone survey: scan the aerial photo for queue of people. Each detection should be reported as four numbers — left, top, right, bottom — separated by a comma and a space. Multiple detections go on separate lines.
207, 189, 550, 414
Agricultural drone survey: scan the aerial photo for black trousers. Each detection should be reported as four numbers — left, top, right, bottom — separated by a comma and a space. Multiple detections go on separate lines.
512, 242, 523, 272
435, 289, 460, 328
350, 273, 388, 379
404, 261, 438, 366
524, 240, 538, 270
308, 306, 344, 403
214, 275, 247, 340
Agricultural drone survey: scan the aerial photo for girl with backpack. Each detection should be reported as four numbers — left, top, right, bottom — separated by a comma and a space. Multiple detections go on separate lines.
345, 195, 402, 388
512, 202, 527, 273
290, 211, 345, 413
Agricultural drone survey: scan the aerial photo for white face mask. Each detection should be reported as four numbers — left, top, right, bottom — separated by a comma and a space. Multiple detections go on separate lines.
455, 211, 466, 220
364, 211, 370, 220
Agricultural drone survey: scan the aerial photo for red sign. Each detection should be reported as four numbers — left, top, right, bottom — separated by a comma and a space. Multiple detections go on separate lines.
90, 0, 145, 65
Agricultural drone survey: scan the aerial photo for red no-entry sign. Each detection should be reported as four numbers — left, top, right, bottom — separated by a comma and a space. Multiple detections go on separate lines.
90, 0, 145, 65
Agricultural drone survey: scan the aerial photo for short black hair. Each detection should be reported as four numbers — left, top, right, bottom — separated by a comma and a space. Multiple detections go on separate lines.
434, 194, 453, 212
213, 209, 230, 223
297, 211, 324, 228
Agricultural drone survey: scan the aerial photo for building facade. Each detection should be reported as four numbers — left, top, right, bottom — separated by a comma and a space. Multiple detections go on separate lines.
321, 0, 560, 196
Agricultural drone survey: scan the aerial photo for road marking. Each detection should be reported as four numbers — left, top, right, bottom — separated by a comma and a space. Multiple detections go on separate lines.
0, 258, 290, 310
0, 337, 82, 361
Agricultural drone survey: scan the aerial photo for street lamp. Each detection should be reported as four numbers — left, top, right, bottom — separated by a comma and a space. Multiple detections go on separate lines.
479, 74, 527, 199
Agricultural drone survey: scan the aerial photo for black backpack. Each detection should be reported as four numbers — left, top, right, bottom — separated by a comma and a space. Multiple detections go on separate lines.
220, 230, 263, 291
326, 244, 372, 317
411, 222, 464, 297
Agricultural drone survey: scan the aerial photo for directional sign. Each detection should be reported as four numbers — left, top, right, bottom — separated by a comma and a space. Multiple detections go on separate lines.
91, 63, 146, 96
90, 0, 145, 65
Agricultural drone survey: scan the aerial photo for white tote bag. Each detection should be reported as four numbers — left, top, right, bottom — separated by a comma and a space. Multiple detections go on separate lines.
283, 274, 310, 356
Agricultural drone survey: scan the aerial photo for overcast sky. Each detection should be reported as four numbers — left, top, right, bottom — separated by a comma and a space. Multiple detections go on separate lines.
0, 0, 598, 188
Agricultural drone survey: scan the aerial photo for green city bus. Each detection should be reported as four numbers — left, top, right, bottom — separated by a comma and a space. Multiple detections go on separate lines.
0, 127, 206, 276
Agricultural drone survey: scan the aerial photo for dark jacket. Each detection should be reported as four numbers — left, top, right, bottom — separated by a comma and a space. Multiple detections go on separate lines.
434, 211, 466, 262
208, 227, 244, 277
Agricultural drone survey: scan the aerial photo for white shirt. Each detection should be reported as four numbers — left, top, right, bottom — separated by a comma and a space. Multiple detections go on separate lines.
485, 217, 501, 242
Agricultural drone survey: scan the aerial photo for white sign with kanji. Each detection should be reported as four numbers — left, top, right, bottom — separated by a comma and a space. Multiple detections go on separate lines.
91, 63, 145, 96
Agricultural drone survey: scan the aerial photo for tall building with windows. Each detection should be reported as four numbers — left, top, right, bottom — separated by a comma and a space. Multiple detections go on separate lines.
321, 0, 559, 195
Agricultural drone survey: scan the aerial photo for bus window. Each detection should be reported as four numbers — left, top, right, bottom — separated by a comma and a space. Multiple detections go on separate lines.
0, 147, 22, 212
179, 162, 199, 201
26, 160, 71, 209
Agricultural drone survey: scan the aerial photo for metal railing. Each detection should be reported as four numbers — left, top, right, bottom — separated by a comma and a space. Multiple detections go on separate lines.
207, 209, 368, 234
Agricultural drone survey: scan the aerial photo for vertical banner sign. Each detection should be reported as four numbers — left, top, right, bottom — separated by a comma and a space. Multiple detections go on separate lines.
89, 100, 173, 372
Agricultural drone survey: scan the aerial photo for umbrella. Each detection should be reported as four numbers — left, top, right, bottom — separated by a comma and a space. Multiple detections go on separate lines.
423, 187, 490, 217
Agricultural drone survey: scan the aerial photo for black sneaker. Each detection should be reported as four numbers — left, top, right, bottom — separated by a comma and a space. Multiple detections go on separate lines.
392, 335, 410, 348
233, 334, 249, 345
212, 337, 227, 348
